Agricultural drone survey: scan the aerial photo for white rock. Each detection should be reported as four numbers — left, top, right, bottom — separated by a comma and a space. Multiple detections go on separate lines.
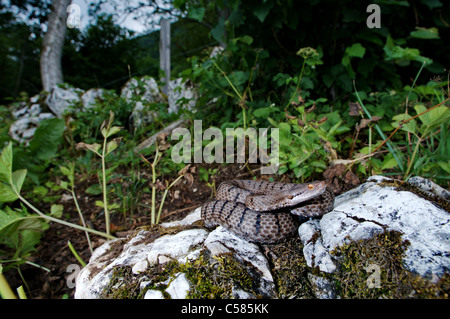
132, 259, 148, 274
121, 76, 165, 128
144, 289, 164, 299
45, 86, 82, 118
204, 226, 274, 283
299, 220, 336, 273
168, 78, 197, 114
165, 273, 191, 299
81, 88, 110, 109
298, 176, 450, 279
161, 207, 201, 228
9, 100, 55, 144
408, 176, 450, 200
146, 229, 208, 265
308, 274, 337, 299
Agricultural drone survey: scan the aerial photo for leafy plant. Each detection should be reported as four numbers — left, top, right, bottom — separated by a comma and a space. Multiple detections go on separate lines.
198, 166, 218, 197
0, 205, 47, 272
13, 117, 66, 185
112, 172, 148, 223
0, 142, 115, 240
392, 102, 450, 179
76, 111, 122, 236
140, 138, 188, 225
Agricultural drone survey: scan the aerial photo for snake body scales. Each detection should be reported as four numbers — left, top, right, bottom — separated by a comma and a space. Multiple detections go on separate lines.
201, 180, 335, 243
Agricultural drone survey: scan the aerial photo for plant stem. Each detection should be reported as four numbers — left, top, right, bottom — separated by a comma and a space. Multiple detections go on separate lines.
67, 240, 87, 267
0, 272, 17, 299
71, 188, 93, 253
285, 58, 307, 109
404, 136, 422, 178
16, 285, 27, 299
17, 193, 116, 240
156, 175, 184, 224
353, 81, 404, 171
102, 135, 110, 236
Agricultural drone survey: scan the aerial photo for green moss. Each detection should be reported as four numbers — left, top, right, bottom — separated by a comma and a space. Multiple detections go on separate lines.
331, 230, 449, 298
182, 251, 258, 298
100, 248, 262, 299
101, 266, 143, 299
266, 237, 315, 298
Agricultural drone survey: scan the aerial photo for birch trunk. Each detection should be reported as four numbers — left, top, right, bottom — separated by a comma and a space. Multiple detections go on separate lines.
40, 0, 71, 91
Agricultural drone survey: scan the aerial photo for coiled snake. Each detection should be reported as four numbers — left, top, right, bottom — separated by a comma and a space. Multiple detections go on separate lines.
201, 180, 335, 243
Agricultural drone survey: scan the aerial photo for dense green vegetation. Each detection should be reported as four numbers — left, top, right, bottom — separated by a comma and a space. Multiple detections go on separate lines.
0, 0, 449, 298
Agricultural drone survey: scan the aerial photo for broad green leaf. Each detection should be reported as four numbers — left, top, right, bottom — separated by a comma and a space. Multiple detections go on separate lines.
253, 2, 273, 22
106, 139, 118, 155
346, 43, 366, 58
419, 105, 450, 130
106, 126, 122, 138
59, 180, 69, 190
0, 142, 13, 183
77, 142, 101, 155
95, 200, 105, 208
381, 154, 398, 169
0, 207, 43, 242
50, 204, 63, 218
410, 27, 439, 39
0, 182, 18, 203
85, 184, 103, 195
188, 6, 205, 22
253, 107, 276, 118
28, 118, 65, 161
392, 113, 417, 134
11, 169, 27, 195
60, 166, 71, 177
437, 161, 450, 174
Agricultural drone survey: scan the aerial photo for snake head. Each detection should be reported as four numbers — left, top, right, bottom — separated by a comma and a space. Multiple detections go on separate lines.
287, 180, 327, 204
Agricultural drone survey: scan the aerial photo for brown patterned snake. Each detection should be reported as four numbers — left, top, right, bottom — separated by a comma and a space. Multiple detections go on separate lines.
201, 180, 335, 243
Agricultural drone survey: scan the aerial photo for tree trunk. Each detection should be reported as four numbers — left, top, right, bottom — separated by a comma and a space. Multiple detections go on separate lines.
40, 0, 71, 92
159, 18, 171, 95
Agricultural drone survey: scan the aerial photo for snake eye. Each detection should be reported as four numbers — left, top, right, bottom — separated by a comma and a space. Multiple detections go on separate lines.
308, 184, 314, 190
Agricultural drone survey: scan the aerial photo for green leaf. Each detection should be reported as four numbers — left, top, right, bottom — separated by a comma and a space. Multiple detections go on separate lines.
437, 161, 450, 174
0, 207, 43, 242
95, 200, 105, 208
85, 184, 103, 196
345, 43, 366, 58
188, 6, 205, 22
28, 118, 65, 161
211, 17, 225, 43
50, 204, 63, 218
381, 154, 398, 169
418, 105, 450, 130
253, 2, 273, 22
106, 139, 118, 155
410, 27, 439, 39
0, 142, 13, 183
253, 107, 276, 118
11, 169, 27, 195
0, 182, 18, 203
106, 126, 122, 139
392, 113, 417, 134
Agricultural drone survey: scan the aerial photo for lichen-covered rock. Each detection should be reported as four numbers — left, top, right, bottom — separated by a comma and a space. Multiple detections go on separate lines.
81, 88, 111, 109
298, 175, 450, 279
168, 78, 197, 114
121, 76, 165, 128
45, 86, 83, 118
75, 208, 276, 299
